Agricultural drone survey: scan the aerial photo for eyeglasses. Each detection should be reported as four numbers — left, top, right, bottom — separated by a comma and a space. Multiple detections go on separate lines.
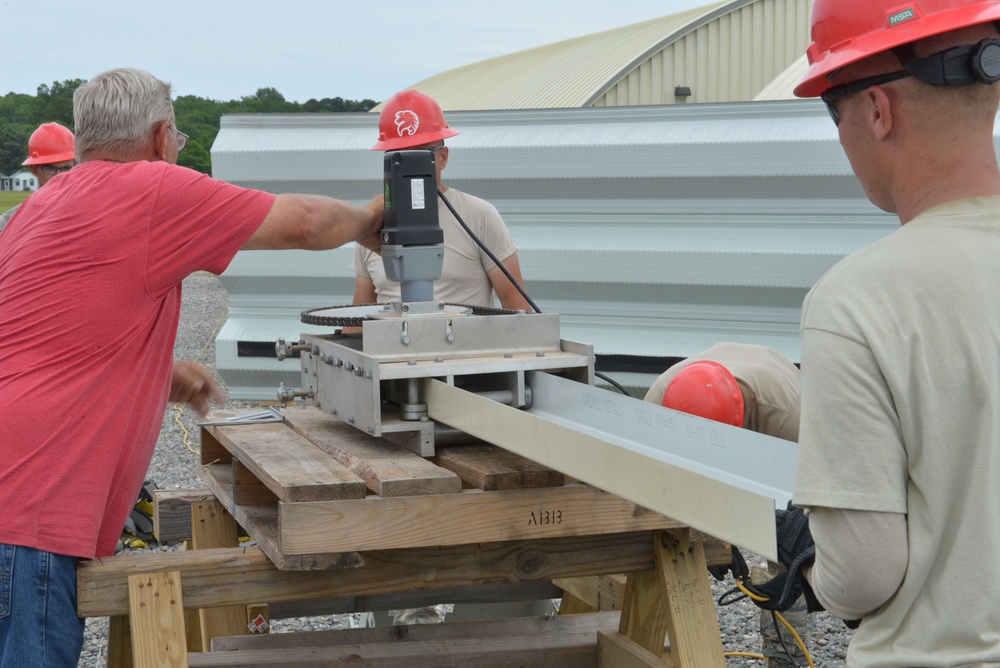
170, 127, 189, 151
821, 70, 911, 126
428, 145, 446, 153
36, 163, 76, 176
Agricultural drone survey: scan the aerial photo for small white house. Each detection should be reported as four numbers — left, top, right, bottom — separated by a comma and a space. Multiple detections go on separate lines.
8, 170, 37, 192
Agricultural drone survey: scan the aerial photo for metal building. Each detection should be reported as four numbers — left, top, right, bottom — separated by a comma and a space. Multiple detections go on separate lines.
210, 0, 898, 400
396, 0, 811, 110
212, 101, 899, 399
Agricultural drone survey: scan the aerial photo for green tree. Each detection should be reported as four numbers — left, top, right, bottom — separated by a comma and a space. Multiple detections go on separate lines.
303, 97, 377, 113
0, 124, 29, 175
1, 82, 377, 176
35, 79, 86, 128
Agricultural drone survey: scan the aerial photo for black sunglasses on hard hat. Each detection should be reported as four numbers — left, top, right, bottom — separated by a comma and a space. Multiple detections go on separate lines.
821, 38, 1000, 126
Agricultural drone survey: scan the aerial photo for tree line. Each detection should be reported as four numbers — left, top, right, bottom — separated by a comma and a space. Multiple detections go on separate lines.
0, 80, 377, 176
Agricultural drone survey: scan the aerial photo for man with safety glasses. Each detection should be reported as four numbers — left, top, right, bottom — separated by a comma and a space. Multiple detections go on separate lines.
0, 122, 76, 232
755, 1, 1000, 665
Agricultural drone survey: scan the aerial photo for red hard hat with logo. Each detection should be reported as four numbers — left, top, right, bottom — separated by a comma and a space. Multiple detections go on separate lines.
661, 360, 745, 428
372, 90, 459, 151
22, 122, 76, 166
795, 0, 1000, 98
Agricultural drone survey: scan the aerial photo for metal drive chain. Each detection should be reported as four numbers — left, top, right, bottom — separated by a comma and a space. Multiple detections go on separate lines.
300, 303, 522, 327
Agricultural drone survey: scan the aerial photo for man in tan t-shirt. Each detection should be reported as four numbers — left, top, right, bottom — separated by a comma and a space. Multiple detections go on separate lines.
645, 342, 806, 667
352, 90, 531, 311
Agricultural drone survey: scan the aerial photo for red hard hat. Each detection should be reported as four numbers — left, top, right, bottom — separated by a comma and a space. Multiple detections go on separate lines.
661, 360, 744, 428
22, 122, 76, 166
372, 90, 459, 151
795, 0, 1000, 98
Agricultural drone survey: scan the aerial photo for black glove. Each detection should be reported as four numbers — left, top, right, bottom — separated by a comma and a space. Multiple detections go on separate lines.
774, 501, 814, 570
709, 544, 749, 582
745, 501, 823, 613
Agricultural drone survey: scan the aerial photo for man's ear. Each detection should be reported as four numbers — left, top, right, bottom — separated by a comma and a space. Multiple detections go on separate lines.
151, 121, 170, 161
866, 86, 894, 140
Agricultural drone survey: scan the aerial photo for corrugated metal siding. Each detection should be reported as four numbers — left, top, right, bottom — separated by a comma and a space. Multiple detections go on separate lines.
210, 102, 902, 399
593, 0, 810, 106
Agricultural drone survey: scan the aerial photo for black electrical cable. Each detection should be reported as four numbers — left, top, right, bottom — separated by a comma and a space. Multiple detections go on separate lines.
437, 189, 541, 315
439, 188, 631, 397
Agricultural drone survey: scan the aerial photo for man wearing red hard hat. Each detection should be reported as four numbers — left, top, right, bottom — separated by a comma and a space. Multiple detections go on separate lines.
646, 343, 805, 667
757, 1, 1000, 665
353, 90, 532, 312
0, 122, 76, 232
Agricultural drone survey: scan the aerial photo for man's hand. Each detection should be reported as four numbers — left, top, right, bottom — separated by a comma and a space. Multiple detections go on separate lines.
744, 502, 823, 613
170, 360, 225, 417
775, 502, 814, 569
709, 544, 749, 582
356, 194, 384, 255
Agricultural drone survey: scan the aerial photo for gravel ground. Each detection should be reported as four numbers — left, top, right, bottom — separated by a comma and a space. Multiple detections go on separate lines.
78, 271, 852, 666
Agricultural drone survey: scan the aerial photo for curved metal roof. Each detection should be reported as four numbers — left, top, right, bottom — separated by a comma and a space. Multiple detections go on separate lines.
383, 1, 735, 111
755, 55, 808, 101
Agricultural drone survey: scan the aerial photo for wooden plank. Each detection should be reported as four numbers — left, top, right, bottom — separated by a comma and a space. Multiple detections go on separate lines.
279, 483, 683, 555
231, 459, 279, 506
598, 630, 673, 668
619, 569, 667, 658
182, 543, 204, 653
127, 571, 189, 668
555, 575, 627, 613
558, 590, 598, 615
190, 631, 600, 667
201, 463, 362, 571
282, 405, 461, 497
267, 581, 561, 619
107, 615, 133, 668
77, 532, 658, 618
153, 489, 215, 543
212, 610, 619, 651
432, 443, 565, 490
656, 531, 726, 668
191, 502, 250, 652
202, 421, 366, 502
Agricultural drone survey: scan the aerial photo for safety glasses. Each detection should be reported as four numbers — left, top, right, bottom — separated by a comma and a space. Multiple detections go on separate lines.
820, 70, 912, 125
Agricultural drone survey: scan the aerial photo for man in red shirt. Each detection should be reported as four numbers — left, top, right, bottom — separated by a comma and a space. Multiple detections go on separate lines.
0, 67, 382, 666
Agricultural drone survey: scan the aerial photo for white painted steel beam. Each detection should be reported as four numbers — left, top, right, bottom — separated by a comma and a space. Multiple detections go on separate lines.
425, 372, 799, 560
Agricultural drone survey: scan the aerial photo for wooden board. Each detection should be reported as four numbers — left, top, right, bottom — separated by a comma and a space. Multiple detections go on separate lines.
201, 463, 362, 571
211, 610, 619, 651
281, 406, 461, 496
201, 421, 366, 502
77, 533, 659, 618
432, 443, 564, 490
154, 490, 216, 543
275, 483, 683, 555
127, 571, 189, 667
189, 632, 600, 667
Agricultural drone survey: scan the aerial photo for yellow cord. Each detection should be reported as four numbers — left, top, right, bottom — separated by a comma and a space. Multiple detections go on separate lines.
724, 651, 766, 660
734, 578, 817, 668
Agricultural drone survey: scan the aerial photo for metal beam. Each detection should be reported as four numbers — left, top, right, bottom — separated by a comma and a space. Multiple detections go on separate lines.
425, 373, 798, 560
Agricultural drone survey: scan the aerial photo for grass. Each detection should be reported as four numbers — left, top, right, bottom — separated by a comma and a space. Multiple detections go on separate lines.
0, 191, 32, 210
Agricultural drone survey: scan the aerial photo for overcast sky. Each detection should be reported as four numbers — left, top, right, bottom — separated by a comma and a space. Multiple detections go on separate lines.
3, 0, 721, 104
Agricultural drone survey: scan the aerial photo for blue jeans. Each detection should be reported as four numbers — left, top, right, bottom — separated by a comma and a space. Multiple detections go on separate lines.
0, 543, 85, 667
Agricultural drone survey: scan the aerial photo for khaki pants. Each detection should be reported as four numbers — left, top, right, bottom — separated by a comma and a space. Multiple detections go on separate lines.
752, 563, 811, 668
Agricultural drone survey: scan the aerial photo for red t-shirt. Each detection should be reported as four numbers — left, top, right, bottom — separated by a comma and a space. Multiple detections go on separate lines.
0, 160, 274, 558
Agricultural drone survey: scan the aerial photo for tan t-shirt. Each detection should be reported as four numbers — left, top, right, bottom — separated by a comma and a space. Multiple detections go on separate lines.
353, 188, 517, 306
796, 197, 1000, 666
643, 342, 800, 442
